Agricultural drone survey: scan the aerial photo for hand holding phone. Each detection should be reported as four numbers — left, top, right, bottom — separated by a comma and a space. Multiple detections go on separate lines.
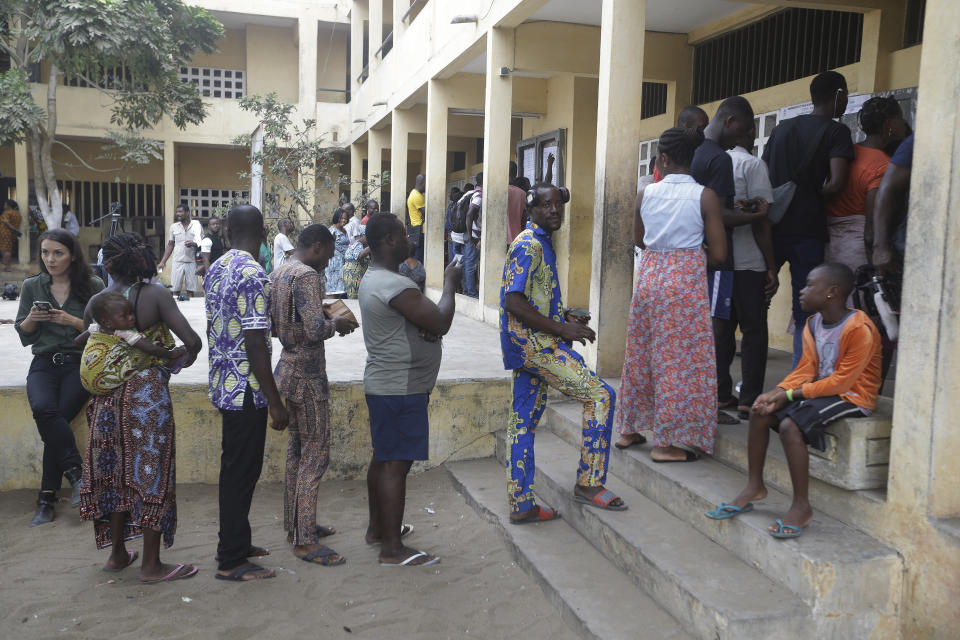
33, 301, 52, 312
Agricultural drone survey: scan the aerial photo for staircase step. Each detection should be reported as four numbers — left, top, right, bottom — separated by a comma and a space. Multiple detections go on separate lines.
495, 430, 815, 640
446, 458, 692, 640
545, 400, 902, 635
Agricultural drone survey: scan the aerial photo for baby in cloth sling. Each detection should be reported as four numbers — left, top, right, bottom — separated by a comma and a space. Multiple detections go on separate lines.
78, 291, 186, 395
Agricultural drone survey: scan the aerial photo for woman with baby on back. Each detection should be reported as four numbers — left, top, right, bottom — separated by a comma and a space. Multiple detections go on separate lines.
77, 232, 204, 584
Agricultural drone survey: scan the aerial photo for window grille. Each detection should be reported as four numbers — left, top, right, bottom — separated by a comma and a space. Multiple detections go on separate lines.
58, 179, 163, 231
516, 129, 566, 188
65, 65, 132, 88
904, 0, 926, 47
641, 82, 668, 120
178, 67, 245, 99
693, 8, 863, 105
179, 187, 249, 218
637, 138, 659, 179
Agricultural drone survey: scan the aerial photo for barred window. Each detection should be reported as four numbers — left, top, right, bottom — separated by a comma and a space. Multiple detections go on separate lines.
641, 82, 668, 120
693, 8, 863, 105
179, 188, 249, 218
178, 67, 245, 99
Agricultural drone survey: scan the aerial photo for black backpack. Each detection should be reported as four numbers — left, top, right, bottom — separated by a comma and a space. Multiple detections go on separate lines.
451, 190, 475, 234
2, 283, 19, 301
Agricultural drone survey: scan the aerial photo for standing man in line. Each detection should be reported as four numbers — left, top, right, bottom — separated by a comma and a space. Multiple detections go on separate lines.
763, 71, 854, 365
199, 216, 225, 275
692, 96, 770, 421
158, 203, 203, 302
61, 204, 80, 236
462, 172, 483, 298
407, 174, 426, 263
359, 212, 462, 567
343, 202, 362, 243
205, 204, 289, 582
501, 184, 625, 521
270, 224, 357, 567
273, 219, 295, 272
506, 162, 527, 244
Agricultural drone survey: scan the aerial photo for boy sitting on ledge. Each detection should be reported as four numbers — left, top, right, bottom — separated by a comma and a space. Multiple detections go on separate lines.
705, 262, 882, 538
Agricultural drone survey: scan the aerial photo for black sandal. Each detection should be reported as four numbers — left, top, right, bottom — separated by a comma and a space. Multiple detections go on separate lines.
298, 546, 345, 566
214, 563, 276, 582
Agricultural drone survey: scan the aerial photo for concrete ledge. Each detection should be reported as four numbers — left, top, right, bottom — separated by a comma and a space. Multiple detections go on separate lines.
0, 378, 509, 491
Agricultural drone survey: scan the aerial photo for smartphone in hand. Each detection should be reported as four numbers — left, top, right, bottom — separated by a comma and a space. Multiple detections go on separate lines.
33, 301, 52, 311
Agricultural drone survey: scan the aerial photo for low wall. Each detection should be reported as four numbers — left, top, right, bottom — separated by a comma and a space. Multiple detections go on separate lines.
0, 379, 510, 491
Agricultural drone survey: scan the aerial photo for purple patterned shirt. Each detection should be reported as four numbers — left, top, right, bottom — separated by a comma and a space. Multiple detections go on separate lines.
204, 249, 272, 410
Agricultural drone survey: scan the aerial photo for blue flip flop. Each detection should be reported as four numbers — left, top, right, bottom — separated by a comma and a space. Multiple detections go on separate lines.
768, 518, 806, 539
704, 502, 754, 520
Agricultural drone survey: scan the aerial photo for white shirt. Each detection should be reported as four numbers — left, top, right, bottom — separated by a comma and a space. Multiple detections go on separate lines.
728, 146, 775, 272
170, 219, 203, 263
200, 236, 213, 253
62, 210, 80, 236
273, 232, 294, 270
640, 174, 705, 251
345, 215, 363, 243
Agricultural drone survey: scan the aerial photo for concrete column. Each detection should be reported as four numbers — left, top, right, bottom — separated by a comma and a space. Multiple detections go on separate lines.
162, 140, 176, 285
393, 0, 408, 42
350, 2, 368, 94
586, 0, 646, 376
888, 0, 960, 517
479, 27, 514, 312
367, 126, 388, 206
369, 0, 383, 69
14, 142, 29, 262
857, 2, 901, 93
424, 78, 450, 289
390, 109, 411, 218
350, 142, 365, 204
298, 14, 318, 112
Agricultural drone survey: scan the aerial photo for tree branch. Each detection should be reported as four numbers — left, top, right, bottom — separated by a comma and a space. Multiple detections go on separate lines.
52, 140, 122, 173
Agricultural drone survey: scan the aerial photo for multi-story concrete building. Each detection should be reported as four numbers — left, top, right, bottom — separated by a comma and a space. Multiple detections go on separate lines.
3, 0, 959, 636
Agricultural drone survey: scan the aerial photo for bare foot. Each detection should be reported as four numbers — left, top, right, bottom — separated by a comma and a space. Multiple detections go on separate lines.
769, 503, 813, 533
141, 562, 198, 583
379, 545, 438, 566
574, 484, 625, 508
730, 484, 768, 509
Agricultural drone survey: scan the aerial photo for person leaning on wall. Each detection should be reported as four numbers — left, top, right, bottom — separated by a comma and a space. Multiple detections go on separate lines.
15, 228, 105, 527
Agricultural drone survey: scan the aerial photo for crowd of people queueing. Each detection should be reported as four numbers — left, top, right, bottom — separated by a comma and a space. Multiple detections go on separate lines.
12, 68, 910, 581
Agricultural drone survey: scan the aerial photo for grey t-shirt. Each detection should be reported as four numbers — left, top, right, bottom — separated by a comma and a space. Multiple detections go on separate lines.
359, 266, 442, 395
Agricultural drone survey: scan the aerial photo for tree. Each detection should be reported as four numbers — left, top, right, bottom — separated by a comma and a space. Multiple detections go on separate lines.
235, 93, 390, 227
0, 0, 223, 229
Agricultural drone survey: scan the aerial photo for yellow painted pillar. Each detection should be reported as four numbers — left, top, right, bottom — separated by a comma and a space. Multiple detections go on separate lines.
162, 140, 176, 285
586, 0, 645, 376
350, 2, 368, 94
857, 2, 901, 93
367, 126, 387, 206
369, 0, 383, 69
14, 142, 29, 263
424, 78, 450, 289
298, 13, 318, 112
350, 142, 365, 204
390, 109, 411, 218
480, 27, 514, 312
889, 0, 960, 517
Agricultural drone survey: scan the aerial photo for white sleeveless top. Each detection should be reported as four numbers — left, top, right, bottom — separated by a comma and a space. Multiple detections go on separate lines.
640, 174, 705, 251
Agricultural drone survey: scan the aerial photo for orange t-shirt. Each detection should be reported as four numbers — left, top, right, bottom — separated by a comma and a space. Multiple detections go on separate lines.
827, 144, 889, 218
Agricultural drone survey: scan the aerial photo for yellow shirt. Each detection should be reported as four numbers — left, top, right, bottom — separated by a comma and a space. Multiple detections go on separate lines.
407, 189, 425, 226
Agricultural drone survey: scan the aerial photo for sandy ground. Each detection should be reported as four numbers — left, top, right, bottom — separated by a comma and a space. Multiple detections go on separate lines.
0, 468, 577, 640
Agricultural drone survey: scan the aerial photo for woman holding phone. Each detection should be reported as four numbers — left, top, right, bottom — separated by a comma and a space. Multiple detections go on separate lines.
15, 228, 104, 526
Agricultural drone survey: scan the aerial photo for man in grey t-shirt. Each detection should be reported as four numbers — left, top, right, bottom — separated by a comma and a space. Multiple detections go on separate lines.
358, 212, 462, 567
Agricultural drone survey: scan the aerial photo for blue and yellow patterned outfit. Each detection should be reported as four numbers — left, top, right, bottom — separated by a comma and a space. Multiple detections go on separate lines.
500, 222, 616, 514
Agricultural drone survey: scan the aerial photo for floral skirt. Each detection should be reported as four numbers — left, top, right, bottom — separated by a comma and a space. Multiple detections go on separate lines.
325, 251, 346, 295
79, 367, 177, 549
614, 249, 717, 453
342, 260, 368, 299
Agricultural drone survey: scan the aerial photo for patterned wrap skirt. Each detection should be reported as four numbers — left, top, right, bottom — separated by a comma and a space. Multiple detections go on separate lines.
79, 367, 177, 549
342, 259, 368, 299
615, 248, 717, 453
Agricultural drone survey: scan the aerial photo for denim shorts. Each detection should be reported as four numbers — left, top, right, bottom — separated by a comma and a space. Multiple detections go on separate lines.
366, 393, 430, 461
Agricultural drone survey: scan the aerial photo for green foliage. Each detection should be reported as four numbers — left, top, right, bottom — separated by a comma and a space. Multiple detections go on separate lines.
234, 93, 346, 224
0, 69, 43, 146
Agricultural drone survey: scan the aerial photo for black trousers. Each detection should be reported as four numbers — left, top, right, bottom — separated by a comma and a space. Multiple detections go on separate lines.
26, 356, 88, 492
714, 270, 769, 407
217, 386, 268, 571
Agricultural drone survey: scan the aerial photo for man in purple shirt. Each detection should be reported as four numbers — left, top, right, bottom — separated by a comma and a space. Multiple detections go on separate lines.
204, 204, 289, 582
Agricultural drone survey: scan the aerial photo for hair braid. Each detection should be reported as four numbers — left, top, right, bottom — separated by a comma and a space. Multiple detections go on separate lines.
101, 232, 158, 282
657, 127, 704, 169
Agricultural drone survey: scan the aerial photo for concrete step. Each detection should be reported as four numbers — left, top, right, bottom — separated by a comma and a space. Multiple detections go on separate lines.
494, 430, 815, 640
546, 401, 903, 638
446, 458, 692, 640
